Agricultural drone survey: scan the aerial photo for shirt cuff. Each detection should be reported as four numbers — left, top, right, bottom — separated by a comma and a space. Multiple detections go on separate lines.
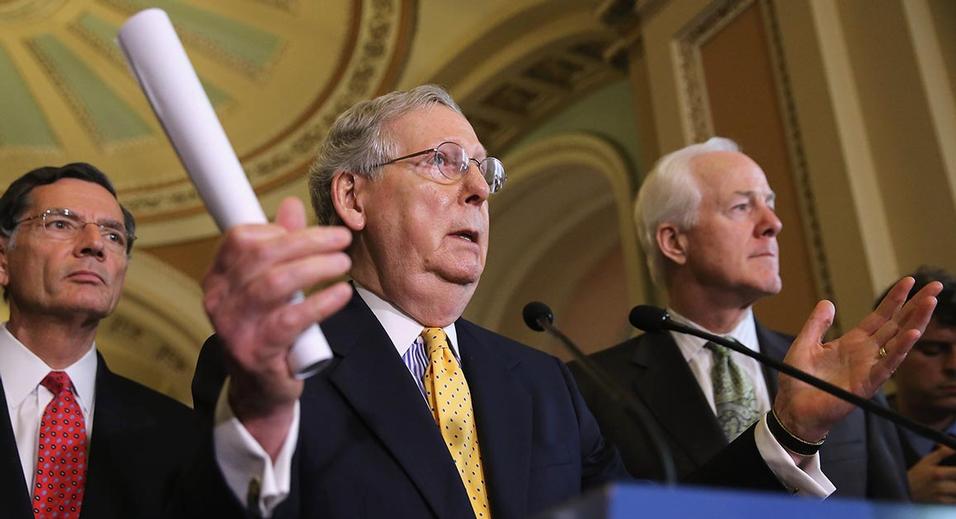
754, 413, 836, 497
213, 378, 299, 518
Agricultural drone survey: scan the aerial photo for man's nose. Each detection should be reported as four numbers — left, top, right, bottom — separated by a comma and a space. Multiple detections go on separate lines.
461, 161, 489, 205
756, 204, 782, 238
943, 345, 956, 372
74, 223, 106, 259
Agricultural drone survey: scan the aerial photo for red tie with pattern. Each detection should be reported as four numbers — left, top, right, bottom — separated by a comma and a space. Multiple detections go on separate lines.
32, 371, 87, 519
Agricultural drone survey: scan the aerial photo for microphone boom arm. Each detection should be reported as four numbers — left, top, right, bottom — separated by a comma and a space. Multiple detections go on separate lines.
664, 318, 956, 451
534, 316, 679, 484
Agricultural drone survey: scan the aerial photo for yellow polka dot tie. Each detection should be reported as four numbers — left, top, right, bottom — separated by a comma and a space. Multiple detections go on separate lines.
421, 328, 491, 518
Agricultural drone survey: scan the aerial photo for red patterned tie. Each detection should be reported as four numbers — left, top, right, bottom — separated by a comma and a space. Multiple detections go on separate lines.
32, 371, 87, 519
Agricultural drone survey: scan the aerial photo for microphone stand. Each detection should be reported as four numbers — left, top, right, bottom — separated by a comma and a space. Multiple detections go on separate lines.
526, 304, 678, 484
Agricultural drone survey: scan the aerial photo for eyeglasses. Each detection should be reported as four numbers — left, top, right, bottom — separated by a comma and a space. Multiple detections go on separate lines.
14, 208, 134, 254
375, 141, 507, 194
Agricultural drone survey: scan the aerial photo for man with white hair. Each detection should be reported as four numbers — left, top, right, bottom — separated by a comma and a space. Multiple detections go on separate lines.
574, 137, 911, 499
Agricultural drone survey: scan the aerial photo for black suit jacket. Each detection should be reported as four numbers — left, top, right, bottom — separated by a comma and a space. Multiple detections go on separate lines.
572, 324, 910, 500
190, 291, 627, 519
0, 353, 198, 519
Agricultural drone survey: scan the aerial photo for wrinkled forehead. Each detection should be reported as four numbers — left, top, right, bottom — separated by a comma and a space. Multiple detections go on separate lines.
386, 104, 485, 157
27, 179, 124, 221
690, 151, 772, 199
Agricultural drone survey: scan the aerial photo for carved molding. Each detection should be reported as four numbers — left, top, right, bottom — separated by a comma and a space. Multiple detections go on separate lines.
673, 0, 755, 143
758, 0, 838, 331
460, 37, 623, 155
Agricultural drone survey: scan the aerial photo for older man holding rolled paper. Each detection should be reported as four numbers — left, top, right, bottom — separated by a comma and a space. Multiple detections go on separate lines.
174, 84, 942, 519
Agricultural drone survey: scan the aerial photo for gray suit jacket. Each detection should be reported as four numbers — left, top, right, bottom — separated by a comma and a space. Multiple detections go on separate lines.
571, 324, 910, 500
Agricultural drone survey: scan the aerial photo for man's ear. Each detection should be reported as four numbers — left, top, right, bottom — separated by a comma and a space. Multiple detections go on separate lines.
0, 237, 10, 289
331, 172, 367, 231
656, 223, 689, 266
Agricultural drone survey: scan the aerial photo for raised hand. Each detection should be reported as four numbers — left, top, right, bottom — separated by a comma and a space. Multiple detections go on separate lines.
202, 197, 352, 457
773, 277, 942, 443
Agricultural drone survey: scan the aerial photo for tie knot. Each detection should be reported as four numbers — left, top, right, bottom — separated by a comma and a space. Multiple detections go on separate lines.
40, 371, 73, 395
421, 327, 448, 356
705, 341, 731, 360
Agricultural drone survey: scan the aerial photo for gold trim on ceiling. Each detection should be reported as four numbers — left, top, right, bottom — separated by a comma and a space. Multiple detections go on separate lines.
1, 0, 415, 236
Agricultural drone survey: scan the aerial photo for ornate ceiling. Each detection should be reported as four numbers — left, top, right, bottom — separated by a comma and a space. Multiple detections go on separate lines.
1, 0, 623, 249
1, 0, 414, 240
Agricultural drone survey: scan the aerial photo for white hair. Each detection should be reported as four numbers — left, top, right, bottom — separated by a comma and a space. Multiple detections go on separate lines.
634, 137, 740, 285
308, 84, 463, 226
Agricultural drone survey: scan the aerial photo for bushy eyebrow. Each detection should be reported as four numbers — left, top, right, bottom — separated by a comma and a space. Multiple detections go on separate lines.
97, 218, 126, 230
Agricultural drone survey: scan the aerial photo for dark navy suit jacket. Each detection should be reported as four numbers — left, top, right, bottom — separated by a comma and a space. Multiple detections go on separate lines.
572, 325, 910, 500
0, 354, 198, 519
189, 291, 628, 519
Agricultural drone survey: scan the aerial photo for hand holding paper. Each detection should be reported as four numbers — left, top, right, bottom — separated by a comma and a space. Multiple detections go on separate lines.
118, 8, 337, 379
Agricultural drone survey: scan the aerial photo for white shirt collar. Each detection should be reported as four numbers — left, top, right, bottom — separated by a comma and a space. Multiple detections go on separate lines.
0, 323, 97, 415
354, 285, 460, 358
667, 307, 759, 362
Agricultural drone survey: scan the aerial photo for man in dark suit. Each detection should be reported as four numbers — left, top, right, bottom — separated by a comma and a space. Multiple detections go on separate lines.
883, 267, 956, 503
0, 163, 197, 519
195, 87, 939, 518
574, 137, 909, 500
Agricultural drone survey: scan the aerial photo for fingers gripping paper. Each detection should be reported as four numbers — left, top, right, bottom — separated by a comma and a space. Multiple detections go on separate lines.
118, 8, 332, 378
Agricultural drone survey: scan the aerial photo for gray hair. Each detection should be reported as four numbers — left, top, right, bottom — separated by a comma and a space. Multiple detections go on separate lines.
308, 84, 464, 225
634, 136, 740, 285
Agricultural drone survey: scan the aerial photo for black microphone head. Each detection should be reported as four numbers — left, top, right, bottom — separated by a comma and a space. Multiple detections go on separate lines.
522, 301, 554, 332
629, 305, 670, 332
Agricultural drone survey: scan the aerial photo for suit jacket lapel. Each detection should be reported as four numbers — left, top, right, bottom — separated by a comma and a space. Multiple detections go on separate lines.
323, 294, 473, 519
629, 331, 727, 467
0, 377, 33, 518
457, 321, 531, 519
755, 322, 790, 400
81, 355, 129, 519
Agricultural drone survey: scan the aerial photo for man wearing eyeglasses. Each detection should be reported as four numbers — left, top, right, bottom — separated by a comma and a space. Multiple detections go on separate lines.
883, 267, 956, 504
0, 163, 197, 519
190, 85, 939, 519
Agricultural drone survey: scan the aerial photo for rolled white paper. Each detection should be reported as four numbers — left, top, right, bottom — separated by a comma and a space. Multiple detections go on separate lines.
118, 8, 332, 379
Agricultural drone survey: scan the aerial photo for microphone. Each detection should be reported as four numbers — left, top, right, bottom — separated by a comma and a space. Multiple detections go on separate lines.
521, 302, 552, 332
523, 302, 677, 484
629, 305, 956, 451
628, 305, 669, 332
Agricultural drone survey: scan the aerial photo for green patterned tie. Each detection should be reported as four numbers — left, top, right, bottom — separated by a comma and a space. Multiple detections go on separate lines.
706, 341, 760, 441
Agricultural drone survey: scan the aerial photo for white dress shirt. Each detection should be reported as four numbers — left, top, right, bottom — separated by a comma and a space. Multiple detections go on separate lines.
0, 324, 97, 493
667, 308, 835, 497
214, 285, 458, 517
668, 307, 772, 416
